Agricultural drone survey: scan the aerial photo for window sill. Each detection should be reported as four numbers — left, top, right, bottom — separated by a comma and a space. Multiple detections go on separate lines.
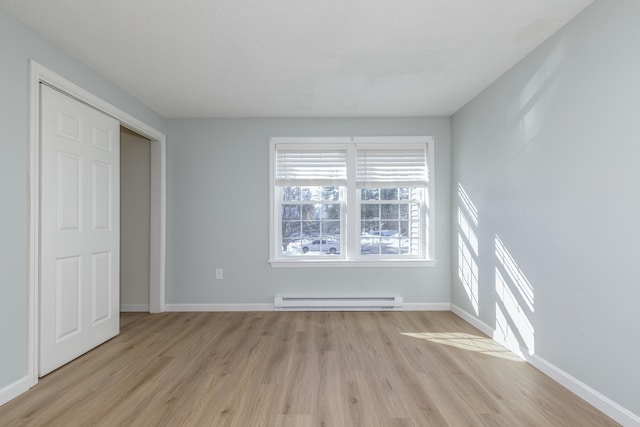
268, 259, 436, 268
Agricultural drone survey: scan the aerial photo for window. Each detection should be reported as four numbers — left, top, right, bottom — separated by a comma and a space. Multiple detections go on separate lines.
269, 137, 434, 267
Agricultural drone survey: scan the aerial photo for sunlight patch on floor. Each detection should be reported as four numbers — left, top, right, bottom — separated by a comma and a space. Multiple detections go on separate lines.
401, 332, 523, 362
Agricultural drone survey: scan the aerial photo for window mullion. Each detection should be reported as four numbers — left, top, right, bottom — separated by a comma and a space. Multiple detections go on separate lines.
346, 143, 358, 260
275, 186, 283, 257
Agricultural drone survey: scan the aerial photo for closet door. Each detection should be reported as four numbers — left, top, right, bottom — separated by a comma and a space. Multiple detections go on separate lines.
40, 84, 120, 376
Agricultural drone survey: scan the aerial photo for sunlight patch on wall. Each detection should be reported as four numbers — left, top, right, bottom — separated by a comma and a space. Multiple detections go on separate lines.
457, 182, 478, 226
494, 236, 535, 357
401, 332, 522, 362
457, 183, 479, 315
508, 38, 567, 126
504, 40, 567, 189
495, 236, 534, 312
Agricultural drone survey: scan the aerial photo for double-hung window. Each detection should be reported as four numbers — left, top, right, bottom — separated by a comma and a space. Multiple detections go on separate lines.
269, 136, 434, 266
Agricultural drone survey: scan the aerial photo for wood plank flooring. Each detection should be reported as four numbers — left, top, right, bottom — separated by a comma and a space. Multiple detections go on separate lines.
0, 311, 618, 426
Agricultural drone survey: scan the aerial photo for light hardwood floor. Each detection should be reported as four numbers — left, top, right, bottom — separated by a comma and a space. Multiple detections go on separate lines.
0, 311, 618, 426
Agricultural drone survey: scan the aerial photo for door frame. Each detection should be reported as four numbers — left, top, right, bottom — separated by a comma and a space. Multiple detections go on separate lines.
27, 60, 166, 387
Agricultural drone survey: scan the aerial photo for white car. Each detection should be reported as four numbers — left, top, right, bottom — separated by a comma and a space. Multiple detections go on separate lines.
302, 239, 340, 254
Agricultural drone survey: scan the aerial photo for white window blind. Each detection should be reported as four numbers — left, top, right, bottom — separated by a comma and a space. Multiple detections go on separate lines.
276, 145, 347, 186
356, 145, 428, 188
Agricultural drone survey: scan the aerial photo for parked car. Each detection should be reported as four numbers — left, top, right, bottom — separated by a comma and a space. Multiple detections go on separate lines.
302, 239, 340, 254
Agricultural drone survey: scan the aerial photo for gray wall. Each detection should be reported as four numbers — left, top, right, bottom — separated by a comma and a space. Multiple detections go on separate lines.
166, 118, 451, 305
120, 127, 151, 308
451, 0, 640, 416
0, 10, 164, 390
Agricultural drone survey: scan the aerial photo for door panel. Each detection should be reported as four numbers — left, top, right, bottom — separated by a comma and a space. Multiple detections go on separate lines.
92, 160, 112, 230
91, 251, 112, 323
40, 84, 120, 376
55, 256, 81, 339
56, 152, 81, 231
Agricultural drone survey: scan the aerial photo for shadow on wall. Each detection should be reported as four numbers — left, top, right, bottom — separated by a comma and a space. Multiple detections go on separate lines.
486, 42, 565, 359
507, 38, 566, 150
457, 183, 479, 315
456, 182, 536, 359
494, 235, 535, 358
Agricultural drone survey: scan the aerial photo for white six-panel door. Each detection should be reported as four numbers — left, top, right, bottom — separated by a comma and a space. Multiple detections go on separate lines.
40, 84, 120, 376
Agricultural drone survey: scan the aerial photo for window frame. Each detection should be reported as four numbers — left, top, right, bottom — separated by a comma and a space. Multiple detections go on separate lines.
269, 136, 436, 267
357, 187, 425, 259
279, 186, 346, 258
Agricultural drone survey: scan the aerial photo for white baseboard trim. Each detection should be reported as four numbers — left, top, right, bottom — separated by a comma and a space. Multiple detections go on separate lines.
0, 376, 30, 406
164, 303, 452, 312
450, 304, 640, 427
525, 353, 640, 427
403, 302, 451, 311
120, 304, 150, 312
165, 303, 274, 312
450, 304, 494, 336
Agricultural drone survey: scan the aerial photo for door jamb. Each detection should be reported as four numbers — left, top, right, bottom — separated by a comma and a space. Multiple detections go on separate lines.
27, 60, 166, 387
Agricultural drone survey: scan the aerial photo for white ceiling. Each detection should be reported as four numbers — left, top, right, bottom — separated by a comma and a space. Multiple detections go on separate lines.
0, 0, 592, 118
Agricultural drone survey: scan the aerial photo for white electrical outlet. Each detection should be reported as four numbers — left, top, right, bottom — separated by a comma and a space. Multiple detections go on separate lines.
215, 268, 223, 280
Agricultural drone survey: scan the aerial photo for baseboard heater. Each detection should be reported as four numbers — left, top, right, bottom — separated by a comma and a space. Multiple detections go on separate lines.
274, 296, 403, 311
